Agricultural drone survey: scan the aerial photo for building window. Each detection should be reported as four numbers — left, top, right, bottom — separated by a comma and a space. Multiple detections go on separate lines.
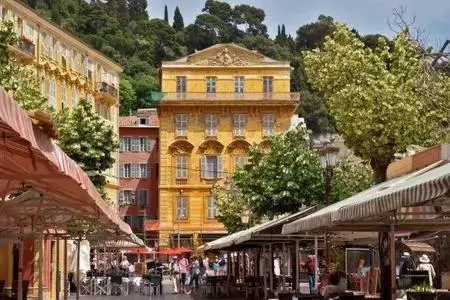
233, 155, 247, 170
206, 77, 216, 97
234, 76, 244, 99
200, 156, 224, 179
205, 114, 217, 137
176, 196, 188, 220
138, 190, 148, 208
176, 76, 186, 99
48, 80, 56, 106
137, 215, 145, 229
135, 163, 149, 178
61, 85, 66, 109
139, 117, 148, 125
120, 137, 131, 152
72, 89, 77, 106
121, 163, 131, 178
206, 195, 217, 219
138, 137, 150, 152
176, 155, 188, 179
175, 114, 187, 137
119, 190, 135, 205
263, 76, 273, 98
233, 114, 246, 137
263, 114, 275, 137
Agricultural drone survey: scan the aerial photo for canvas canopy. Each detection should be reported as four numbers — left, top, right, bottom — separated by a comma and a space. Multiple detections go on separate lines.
283, 160, 450, 234
0, 89, 142, 245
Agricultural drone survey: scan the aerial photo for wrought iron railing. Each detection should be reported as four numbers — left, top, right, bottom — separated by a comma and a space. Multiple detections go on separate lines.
17, 36, 35, 57
160, 92, 300, 101
97, 81, 118, 98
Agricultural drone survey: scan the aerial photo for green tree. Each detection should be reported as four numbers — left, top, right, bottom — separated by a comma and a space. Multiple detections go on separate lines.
164, 5, 169, 23
232, 4, 267, 36
296, 15, 336, 50
119, 76, 136, 115
54, 99, 119, 201
281, 24, 286, 38
128, 0, 148, 20
173, 6, 184, 31
304, 24, 450, 182
0, 21, 47, 111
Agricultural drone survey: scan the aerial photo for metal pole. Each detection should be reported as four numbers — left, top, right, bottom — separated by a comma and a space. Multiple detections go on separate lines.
269, 244, 274, 292
63, 239, 68, 300
103, 244, 107, 277
56, 237, 60, 300
324, 167, 333, 269
38, 233, 44, 300
314, 236, 319, 293
76, 238, 81, 300
295, 240, 299, 292
390, 224, 396, 300
18, 226, 24, 300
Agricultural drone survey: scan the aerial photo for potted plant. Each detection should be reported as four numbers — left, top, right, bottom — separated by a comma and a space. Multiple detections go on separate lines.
406, 284, 436, 300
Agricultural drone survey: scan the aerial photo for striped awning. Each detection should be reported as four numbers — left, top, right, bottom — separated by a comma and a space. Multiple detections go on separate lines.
283, 160, 450, 234
0, 89, 142, 245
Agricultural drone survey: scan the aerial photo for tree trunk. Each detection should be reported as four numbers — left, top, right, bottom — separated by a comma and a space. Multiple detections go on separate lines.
370, 155, 392, 184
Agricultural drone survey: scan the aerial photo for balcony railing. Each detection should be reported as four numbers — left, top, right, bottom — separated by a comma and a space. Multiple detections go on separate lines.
160, 92, 300, 101
17, 36, 35, 57
97, 81, 118, 99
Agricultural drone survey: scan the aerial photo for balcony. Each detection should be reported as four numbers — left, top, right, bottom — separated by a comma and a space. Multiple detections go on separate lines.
160, 92, 301, 101
9, 36, 35, 63
94, 82, 118, 103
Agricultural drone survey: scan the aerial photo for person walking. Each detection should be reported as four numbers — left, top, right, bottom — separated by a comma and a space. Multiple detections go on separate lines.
169, 256, 180, 294
179, 254, 190, 294
303, 255, 316, 294
417, 254, 436, 287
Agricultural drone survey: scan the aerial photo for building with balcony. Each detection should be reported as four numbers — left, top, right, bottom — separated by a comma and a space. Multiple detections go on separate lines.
119, 109, 160, 247
158, 43, 299, 248
0, 0, 122, 204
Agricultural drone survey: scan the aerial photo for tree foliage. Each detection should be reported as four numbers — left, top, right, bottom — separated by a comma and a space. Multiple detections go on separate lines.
303, 24, 450, 182
0, 21, 48, 111
173, 6, 184, 31
54, 99, 119, 201
214, 127, 374, 233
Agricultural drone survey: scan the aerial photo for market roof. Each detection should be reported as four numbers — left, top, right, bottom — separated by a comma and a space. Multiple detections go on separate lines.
283, 160, 450, 234
0, 89, 142, 245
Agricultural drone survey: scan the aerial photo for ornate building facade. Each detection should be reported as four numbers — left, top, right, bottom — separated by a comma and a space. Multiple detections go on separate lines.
158, 44, 299, 248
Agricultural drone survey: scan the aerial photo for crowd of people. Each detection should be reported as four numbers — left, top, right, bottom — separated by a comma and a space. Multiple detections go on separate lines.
168, 254, 227, 295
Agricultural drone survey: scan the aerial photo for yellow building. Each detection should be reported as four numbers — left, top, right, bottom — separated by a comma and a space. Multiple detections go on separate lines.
1, 0, 122, 204
0, 1, 122, 299
158, 44, 299, 248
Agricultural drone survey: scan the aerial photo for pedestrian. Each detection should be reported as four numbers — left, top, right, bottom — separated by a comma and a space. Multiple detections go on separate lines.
169, 256, 180, 294
400, 252, 416, 276
303, 255, 316, 294
417, 254, 436, 287
179, 254, 190, 294
190, 256, 201, 295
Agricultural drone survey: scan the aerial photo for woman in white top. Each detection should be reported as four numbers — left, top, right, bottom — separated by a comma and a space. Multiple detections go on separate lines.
417, 254, 436, 287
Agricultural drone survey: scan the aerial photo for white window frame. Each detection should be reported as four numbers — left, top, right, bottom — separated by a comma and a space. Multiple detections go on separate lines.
122, 163, 131, 178
137, 189, 148, 208
176, 76, 186, 99
138, 163, 149, 178
48, 80, 56, 106
176, 196, 188, 220
206, 77, 216, 96
200, 156, 224, 179
138, 137, 149, 152
205, 114, 217, 137
175, 114, 187, 137
263, 114, 275, 137
121, 137, 131, 152
263, 76, 273, 97
233, 114, 246, 137
176, 155, 188, 179
206, 195, 217, 219
234, 76, 244, 99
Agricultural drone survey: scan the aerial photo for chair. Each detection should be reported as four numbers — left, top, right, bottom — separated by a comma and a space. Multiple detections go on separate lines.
148, 274, 162, 297
79, 277, 93, 295
110, 275, 126, 296
93, 277, 108, 295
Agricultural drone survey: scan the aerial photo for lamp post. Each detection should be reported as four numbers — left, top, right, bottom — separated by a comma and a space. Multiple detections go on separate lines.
317, 141, 339, 271
241, 210, 250, 229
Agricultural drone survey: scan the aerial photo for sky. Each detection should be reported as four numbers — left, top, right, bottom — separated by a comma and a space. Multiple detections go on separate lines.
147, 0, 449, 49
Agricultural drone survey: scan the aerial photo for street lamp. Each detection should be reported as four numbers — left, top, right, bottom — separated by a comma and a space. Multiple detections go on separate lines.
241, 210, 250, 228
317, 142, 339, 271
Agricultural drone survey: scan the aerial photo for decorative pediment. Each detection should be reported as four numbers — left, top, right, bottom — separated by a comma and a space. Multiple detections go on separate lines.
169, 140, 194, 155
227, 139, 251, 152
198, 140, 224, 154
187, 44, 269, 66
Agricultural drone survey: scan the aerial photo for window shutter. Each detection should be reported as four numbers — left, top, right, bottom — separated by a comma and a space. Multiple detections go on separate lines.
119, 191, 124, 205
217, 156, 224, 178
119, 164, 123, 178
146, 138, 151, 152
200, 156, 207, 179
119, 138, 124, 152
131, 190, 136, 204
131, 164, 136, 178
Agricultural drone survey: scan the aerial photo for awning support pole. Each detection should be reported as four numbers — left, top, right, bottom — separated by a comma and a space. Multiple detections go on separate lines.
17, 226, 24, 300
63, 239, 68, 300
314, 236, 319, 293
38, 233, 44, 300
295, 240, 299, 292
76, 238, 81, 300
390, 224, 396, 300
263, 245, 268, 299
379, 224, 396, 300
103, 244, 107, 277
269, 243, 274, 292
56, 236, 60, 300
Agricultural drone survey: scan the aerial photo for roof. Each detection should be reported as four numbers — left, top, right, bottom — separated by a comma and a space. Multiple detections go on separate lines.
400, 241, 436, 253
162, 43, 290, 68
119, 112, 159, 128
283, 160, 450, 234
